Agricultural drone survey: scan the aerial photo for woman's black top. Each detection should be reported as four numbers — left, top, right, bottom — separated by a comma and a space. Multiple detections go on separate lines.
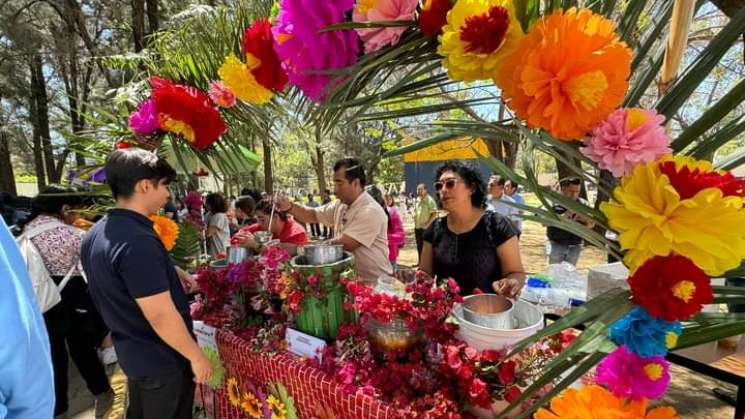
423, 210, 517, 295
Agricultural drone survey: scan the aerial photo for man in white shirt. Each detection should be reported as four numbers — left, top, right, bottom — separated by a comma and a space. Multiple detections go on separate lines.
486, 175, 519, 231
275, 158, 392, 284
504, 180, 525, 234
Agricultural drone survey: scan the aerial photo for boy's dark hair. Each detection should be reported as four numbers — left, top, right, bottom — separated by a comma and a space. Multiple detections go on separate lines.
235, 196, 256, 215
560, 177, 582, 188
205, 193, 227, 214
256, 198, 287, 221
435, 161, 487, 209
105, 149, 177, 200
333, 158, 366, 187
489, 175, 507, 186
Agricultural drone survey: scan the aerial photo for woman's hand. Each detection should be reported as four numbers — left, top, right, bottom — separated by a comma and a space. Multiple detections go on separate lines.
492, 276, 525, 300
235, 231, 259, 250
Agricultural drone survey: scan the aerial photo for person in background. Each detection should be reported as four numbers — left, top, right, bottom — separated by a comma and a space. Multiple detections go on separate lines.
205, 193, 231, 258
0, 216, 56, 418
420, 162, 525, 297
275, 159, 392, 284
306, 193, 322, 238
381, 190, 406, 270
486, 176, 518, 228
163, 195, 179, 223
546, 178, 595, 266
504, 180, 524, 235
19, 185, 113, 419
176, 197, 189, 221
234, 198, 309, 256
81, 149, 211, 419
413, 183, 438, 263
232, 196, 257, 230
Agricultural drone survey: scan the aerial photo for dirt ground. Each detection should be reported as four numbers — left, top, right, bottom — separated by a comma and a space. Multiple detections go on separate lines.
67, 215, 738, 418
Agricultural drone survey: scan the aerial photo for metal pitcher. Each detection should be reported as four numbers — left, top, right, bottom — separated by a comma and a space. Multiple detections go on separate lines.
226, 245, 249, 264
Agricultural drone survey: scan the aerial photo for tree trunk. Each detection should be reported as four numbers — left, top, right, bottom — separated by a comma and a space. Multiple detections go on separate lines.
311, 130, 326, 194
0, 130, 16, 196
262, 137, 273, 194
146, 0, 159, 36
28, 89, 46, 191
30, 54, 57, 184
132, 0, 146, 52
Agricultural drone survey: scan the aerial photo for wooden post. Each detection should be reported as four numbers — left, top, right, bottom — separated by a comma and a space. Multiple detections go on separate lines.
658, 0, 696, 97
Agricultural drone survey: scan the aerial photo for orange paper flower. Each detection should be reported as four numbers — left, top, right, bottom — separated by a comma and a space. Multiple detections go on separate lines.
535, 385, 678, 419
149, 214, 179, 251
495, 8, 632, 141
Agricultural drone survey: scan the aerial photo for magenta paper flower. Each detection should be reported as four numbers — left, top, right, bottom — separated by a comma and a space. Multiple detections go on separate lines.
581, 108, 671, 177
596, 345, 670, 400
272, 0, 360, 102
128, 99, 159, 134
353, 0, 419, 52
208, 81, 236, 108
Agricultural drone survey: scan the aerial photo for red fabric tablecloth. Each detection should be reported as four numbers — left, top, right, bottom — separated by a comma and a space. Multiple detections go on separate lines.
200, 328, 401, 418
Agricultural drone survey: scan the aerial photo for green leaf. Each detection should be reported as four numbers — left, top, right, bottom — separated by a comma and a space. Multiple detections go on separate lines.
674, 77, 745, 153
714, 148, 745, 171
675, 321, 745, 350
617, 0, 646, 44
319, 20, 415, 31
513, 0, 540, 32
688, 117, 745, 159
655, 6, 745, 119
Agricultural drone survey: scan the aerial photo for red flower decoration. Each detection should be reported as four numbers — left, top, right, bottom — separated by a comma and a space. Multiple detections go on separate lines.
498, 360, 516, 385
243, 18, 288, 92
115, 141, 131, 149
504, 386, 522, 403
150, 76, 226, 150
658, 160, 745, 200
418, 0, 452, 36
628, 254, 713, 321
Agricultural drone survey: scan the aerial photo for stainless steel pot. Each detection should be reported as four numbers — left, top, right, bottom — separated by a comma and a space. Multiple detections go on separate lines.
254, 231, 273, 245
297, 244, 345, 265
461, 294, 514, 329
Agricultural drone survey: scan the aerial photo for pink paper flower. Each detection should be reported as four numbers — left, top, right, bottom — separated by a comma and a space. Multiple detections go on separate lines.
208, 81, 236, 108
581, 108, 671, 177
596, 345, 670, 400
272, 0, 360, 102
128, 99, 159, 134
353, 0, 419, 52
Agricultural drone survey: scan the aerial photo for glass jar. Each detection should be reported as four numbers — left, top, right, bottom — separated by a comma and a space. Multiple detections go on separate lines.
365, 317, 421, 351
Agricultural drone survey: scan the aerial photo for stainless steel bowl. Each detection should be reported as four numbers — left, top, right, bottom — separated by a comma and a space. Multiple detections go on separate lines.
298, 244, 345, 265
461, 294, 514, 329
254, 231, 273, 245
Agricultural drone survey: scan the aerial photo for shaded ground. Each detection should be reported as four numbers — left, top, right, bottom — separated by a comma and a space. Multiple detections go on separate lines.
68, 213, 737, 418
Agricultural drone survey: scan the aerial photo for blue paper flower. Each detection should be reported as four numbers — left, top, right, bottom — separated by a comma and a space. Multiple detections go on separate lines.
609, 306, 682, 357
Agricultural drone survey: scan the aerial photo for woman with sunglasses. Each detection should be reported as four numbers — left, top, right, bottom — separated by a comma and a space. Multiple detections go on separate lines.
420, 162, 526, 298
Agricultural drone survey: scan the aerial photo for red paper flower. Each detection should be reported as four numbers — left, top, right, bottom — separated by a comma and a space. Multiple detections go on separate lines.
628, 254, 713, 321
150, 76, 226, 150
659, 159, 745, 200
418, 0, 451, 36
243, 18, 288, 92
504, 386, 522, 403
498, 360, 516, 385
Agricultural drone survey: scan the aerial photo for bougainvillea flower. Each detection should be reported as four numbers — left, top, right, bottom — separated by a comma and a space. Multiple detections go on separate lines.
535, 385, 678, 419
628, 254, 713, 321
495, 8, 632, 140
438, 0, 524, 81
582, 108, 671, 177
272, 0, 360, 102
150, 76, 226, 150
600, 157, 745, 275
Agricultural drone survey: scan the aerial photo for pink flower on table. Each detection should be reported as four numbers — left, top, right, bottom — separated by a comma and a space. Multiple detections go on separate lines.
581, 108, 671, 177
353, 0, 419, 53
272, 0, 360, 102
207, 81, 236, 108
128, 99, 159, 134
596, 345, 670, 400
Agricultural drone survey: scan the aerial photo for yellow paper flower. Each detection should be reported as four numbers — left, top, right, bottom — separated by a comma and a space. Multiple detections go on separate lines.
226, 377, 241, 407
149, 214, 179, 251
218, 53, 274, 105
241, 391, 264, 418
601, 157, 745, 276
535, 385, 678, 419
438, 0, 524, 81
267, 394, 287, 419
495, 8, 632, 141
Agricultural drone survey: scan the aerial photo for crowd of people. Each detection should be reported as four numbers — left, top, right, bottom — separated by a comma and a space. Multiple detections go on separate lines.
0, 146, 607, 418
